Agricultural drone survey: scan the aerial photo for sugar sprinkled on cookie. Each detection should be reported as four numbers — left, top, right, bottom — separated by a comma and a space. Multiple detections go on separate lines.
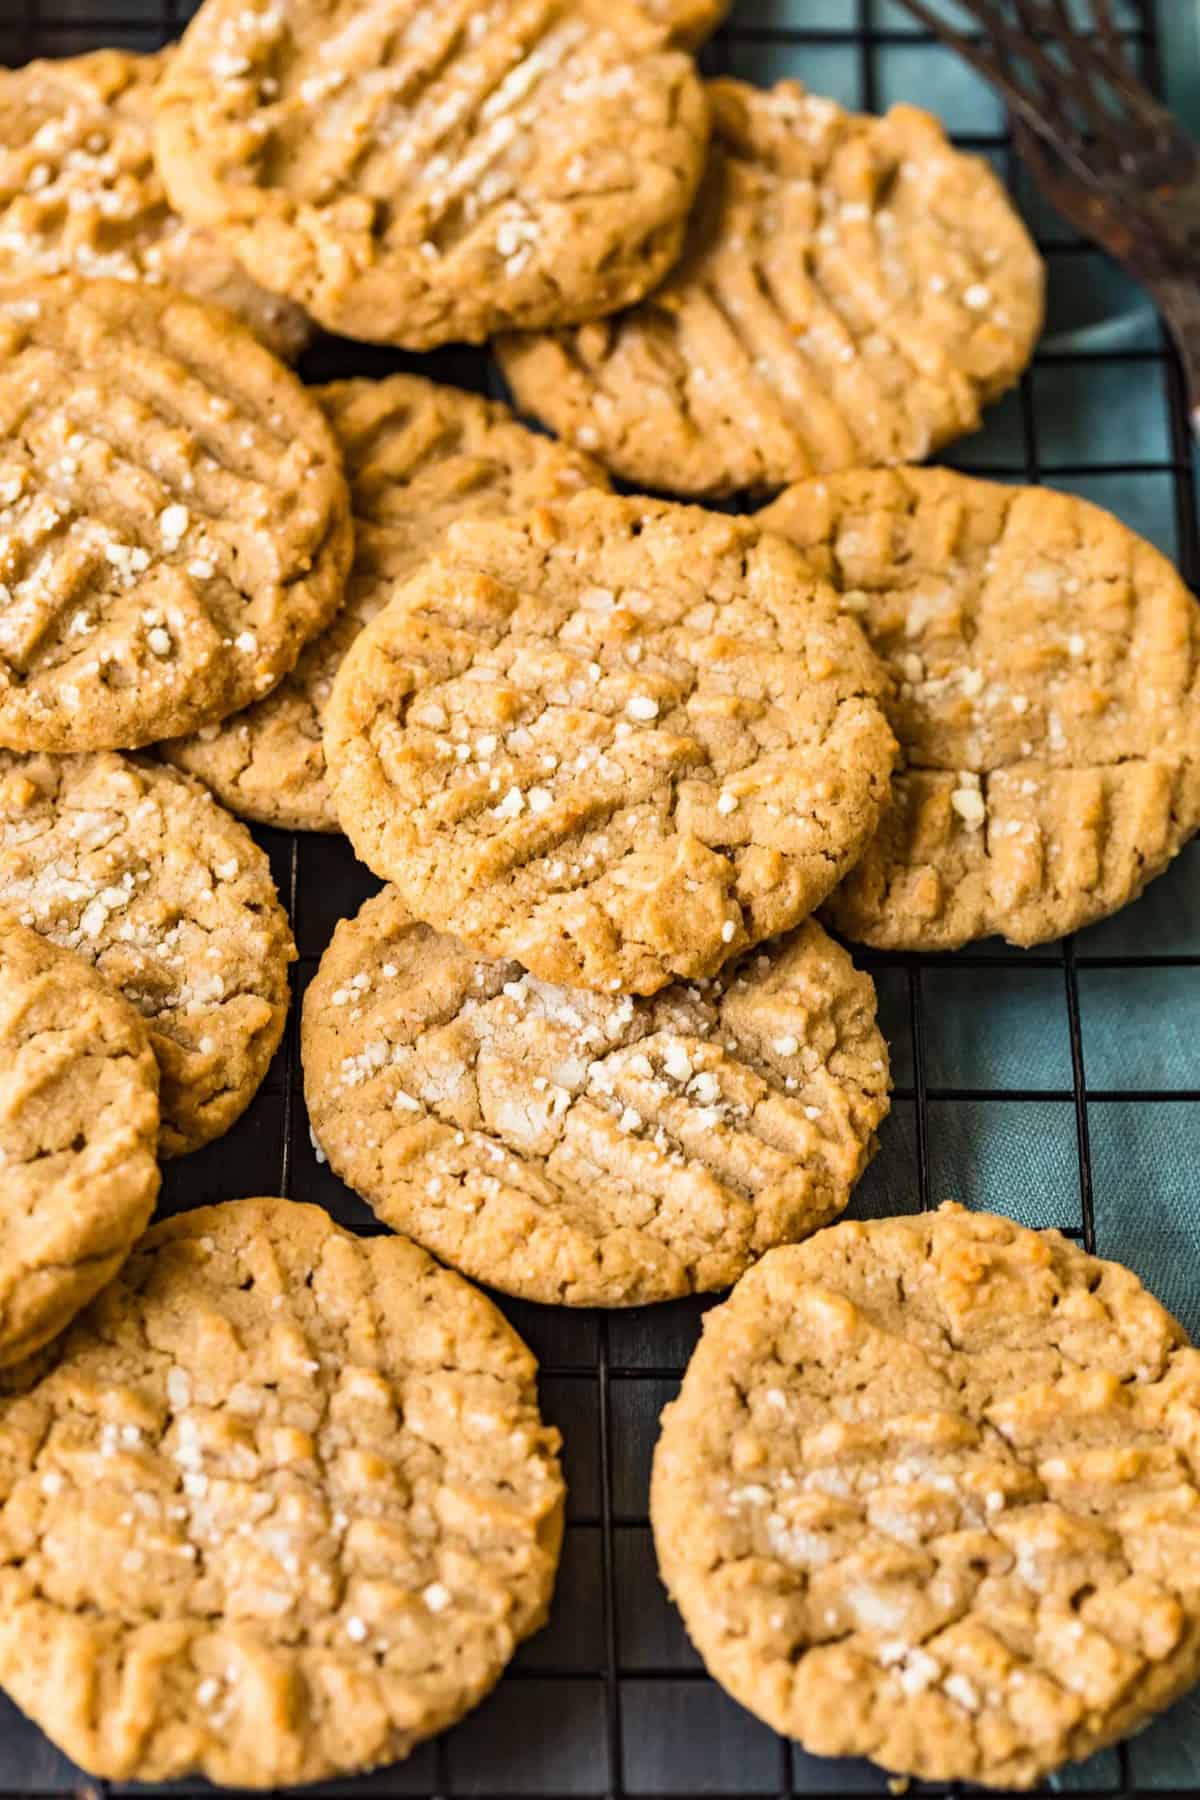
0, 278, 351, 753
0, 49, 311, 359
499, 79, 1044, 497
164, 373, 607, 833
0, 751, 295, 1156
154, 0, 710, 349
0, 916, 159, 1363
0, 1198, 564, 1786
653, 1204, 1200, 1789
324, 492, 897, 996
759, 467, 1200, 947
303, 887, 890, 1306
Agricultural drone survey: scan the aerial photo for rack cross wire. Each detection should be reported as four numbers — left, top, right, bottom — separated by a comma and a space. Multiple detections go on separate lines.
1, 1, 1198, 1796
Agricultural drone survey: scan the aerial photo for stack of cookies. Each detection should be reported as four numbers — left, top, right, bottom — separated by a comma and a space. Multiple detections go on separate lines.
0, 0, 1197, 1791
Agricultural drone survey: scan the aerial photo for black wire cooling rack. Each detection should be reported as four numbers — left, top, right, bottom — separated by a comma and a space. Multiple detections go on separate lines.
2, 0, 1199, 1796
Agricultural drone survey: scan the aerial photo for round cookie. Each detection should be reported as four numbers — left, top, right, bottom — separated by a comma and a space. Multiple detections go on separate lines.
498, 80, 1045, 498
0, 752, 296, 1157
303, 887, 890, 1307
323, 492, 897, 996
0, 50, 311, 362
757, 467, 1200, 948
0, 277, 352, 753
0, 1197, 564, 1786
164, 374, 607, 833
652, 1204, 1200, 1789
154, 0, 710, 350
0, 918, 159, 1366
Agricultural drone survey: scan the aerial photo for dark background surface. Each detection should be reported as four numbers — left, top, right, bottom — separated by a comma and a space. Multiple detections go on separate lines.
3, 1, 1200, 1796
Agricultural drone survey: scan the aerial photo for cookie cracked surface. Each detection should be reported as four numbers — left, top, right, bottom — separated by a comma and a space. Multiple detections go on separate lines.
0, 277, 352, 753
0, 752, 295, 1157
498, 80, 1044, 497
0, 50, 311, 361
303, 887, 890, 1307
652, 1204, 1200, 1789
758, 468, 1200, 948
155, 0, 710, 349
324, 492, 897, 996
0, 917, 159, 1366
165, 373, 607, 833
0, 1198, 564, 1787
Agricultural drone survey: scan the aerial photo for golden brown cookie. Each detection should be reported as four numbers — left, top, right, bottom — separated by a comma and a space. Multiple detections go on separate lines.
0, 1197, 564, 1786
0, 49, 311, 361
498, 80, 1045, 497
324, 493, 897, 996
164, 374, 607, 833
652, 1204, 1200, 1790
640, 0, 730, 46
154, 0, 710, 349
757, 468, 1200, 948
0, 918, 159, 1366
0, 752, 295, 1157
0, 277, 352, 754
303, 887, 890, 1306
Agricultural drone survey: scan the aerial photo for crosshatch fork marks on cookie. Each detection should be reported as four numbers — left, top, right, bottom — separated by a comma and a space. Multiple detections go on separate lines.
303, 893, 891, 1307
0, 278, 351, 752
154, 0, 711, 347
324, 494, 898, 997
1, 1, 1199, 1799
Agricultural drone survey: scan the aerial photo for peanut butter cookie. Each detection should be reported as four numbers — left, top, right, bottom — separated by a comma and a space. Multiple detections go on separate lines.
653, 1203, 1200, 1789
324, 493, 897, 996
0, 50, 311, 360
0, 1197, 564, 1786
303, 887, 890, 1307
0, 918, 159, 1366
165, 374, 607, 833
155, 0, 710, 349
641, 0, 730, 46
758, 468, 1200, 948
0, 278, 352, 754
498, 80, 1044, 497
0, 752, 295, 1156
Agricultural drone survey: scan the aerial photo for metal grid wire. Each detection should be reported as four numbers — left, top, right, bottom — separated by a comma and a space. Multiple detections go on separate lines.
0, 0, 1198, 1795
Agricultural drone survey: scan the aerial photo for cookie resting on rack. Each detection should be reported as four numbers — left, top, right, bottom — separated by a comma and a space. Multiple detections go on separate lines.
154, 0, 710, 349
0, 752, 295, 1157
0, 917, 159, 1366
303, 886, 890, 1307
639, 0, 731, 46
653, 1203, 1200, 1789
0, 1198, 564, 1787
0, 49, 311, 360
323, 492, 897, 997
0, 278, 352, 753
498, 79, 1044, 497
758, 467, 1200, 948
164, 373, 607, 833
